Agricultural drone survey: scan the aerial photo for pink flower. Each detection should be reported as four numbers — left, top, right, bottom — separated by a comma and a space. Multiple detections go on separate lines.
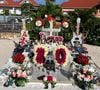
17, 73, 22, 78
81, 74, 85, 78
21, 71, 27, 78
12, 72, 16, 77
83, 70, 88, 74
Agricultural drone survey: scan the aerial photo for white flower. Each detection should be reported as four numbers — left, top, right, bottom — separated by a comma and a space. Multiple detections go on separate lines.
77, 75, 82, 81
81, 74, 85, 78
43, 77, 47, 81
35, 20, 42, 27
27, 62, 32, 68
22, 52, 29, 57
62, 21, 69, 28
88, 66, 95, 73
84, 77, 91, 82
17, 69, 22, 74
53, 77, 57, 82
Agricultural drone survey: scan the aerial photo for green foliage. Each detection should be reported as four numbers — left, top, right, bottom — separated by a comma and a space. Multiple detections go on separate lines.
21, 2, 34, 16
15, 78, 27, 87
37, 1, 62, 17
59, 27, 73, 42
86, 18, 100, 46
3, 8, 9, 15
21, 0, 62, 40
68, 8, 100, 46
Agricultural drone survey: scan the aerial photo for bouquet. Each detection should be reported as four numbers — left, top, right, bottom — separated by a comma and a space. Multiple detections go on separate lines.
43, 74, 57, 89
11, 66, 28, 87
75, 65, 96, 90
12, 53, 25, 64
75, 54, 89, 65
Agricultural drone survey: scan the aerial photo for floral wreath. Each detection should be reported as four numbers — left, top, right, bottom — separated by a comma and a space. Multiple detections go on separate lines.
34, 44, 48, 66
62, 20, 69, 28
53, 45, 69, 66
35, 18, 44, 27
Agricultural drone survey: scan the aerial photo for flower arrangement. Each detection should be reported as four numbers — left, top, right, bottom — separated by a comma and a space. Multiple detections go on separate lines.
62, 20, 69, 28
10, 66, 28, 87
19, 30, 29, 47
43, 74, 56, 89
75, 54, 89, 65
12, 53, 25, 64
3, 66, 28, 87
34, 44, 48, 66
3, 49, 34, 87
35, 18, 44, 27
53, 45, 69, 66
47, 36, 64, 42
74, 65, 97, 90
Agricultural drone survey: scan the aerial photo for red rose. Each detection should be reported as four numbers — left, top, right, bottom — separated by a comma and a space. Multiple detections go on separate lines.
76, 54, 89, 65
47, 75, 53, 81
55, 48, 66, 65
36, 48, 45, 64
13, 53, 25, 64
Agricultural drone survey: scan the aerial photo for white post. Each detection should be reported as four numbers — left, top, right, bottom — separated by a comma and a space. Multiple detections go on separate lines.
22, 18, 26, 31
76, 17, 81, 35
49, 20, 53, 36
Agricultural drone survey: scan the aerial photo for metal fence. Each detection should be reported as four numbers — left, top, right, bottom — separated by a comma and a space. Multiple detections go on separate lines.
0, 23, 22, 33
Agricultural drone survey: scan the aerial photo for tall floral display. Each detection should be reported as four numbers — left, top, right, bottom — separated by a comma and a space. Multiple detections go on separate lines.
33, 44, 48, 66
53, 45, 69, 66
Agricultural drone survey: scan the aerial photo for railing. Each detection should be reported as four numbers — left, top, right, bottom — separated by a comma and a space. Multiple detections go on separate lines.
0, 23, 22, 33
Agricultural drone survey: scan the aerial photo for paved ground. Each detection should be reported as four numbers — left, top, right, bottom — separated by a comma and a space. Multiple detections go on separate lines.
0, 83, 82, 90
84, 44, 100, 67
0, 39, 15, 68
0, 82, 100, 90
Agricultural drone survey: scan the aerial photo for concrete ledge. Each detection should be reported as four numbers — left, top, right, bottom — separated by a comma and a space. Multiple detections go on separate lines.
0, 33, 20, 40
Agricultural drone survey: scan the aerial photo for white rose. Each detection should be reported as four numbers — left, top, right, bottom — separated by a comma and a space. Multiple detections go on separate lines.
43, 77, 47, 81
84, 77, 91, 82
27, 63, 32, 68
53, 77, 57, 82
88, 66, 95, 73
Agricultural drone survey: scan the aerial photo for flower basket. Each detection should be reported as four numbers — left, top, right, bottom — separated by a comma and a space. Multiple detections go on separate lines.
43, 75, 56, 89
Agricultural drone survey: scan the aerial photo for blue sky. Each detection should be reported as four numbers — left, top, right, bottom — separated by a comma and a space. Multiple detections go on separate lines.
34, 0, 69, 5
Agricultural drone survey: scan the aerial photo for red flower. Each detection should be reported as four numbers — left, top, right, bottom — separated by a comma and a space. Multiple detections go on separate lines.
76, 54, 89, 65
36, 48, 45, 64
11, 71, 17, 77
47, 75, 53, 81
55, 48, 66, 65
13, 53, 25, 64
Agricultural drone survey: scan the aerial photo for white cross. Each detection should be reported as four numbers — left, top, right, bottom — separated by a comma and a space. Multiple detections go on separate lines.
42, 20, 60, 37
